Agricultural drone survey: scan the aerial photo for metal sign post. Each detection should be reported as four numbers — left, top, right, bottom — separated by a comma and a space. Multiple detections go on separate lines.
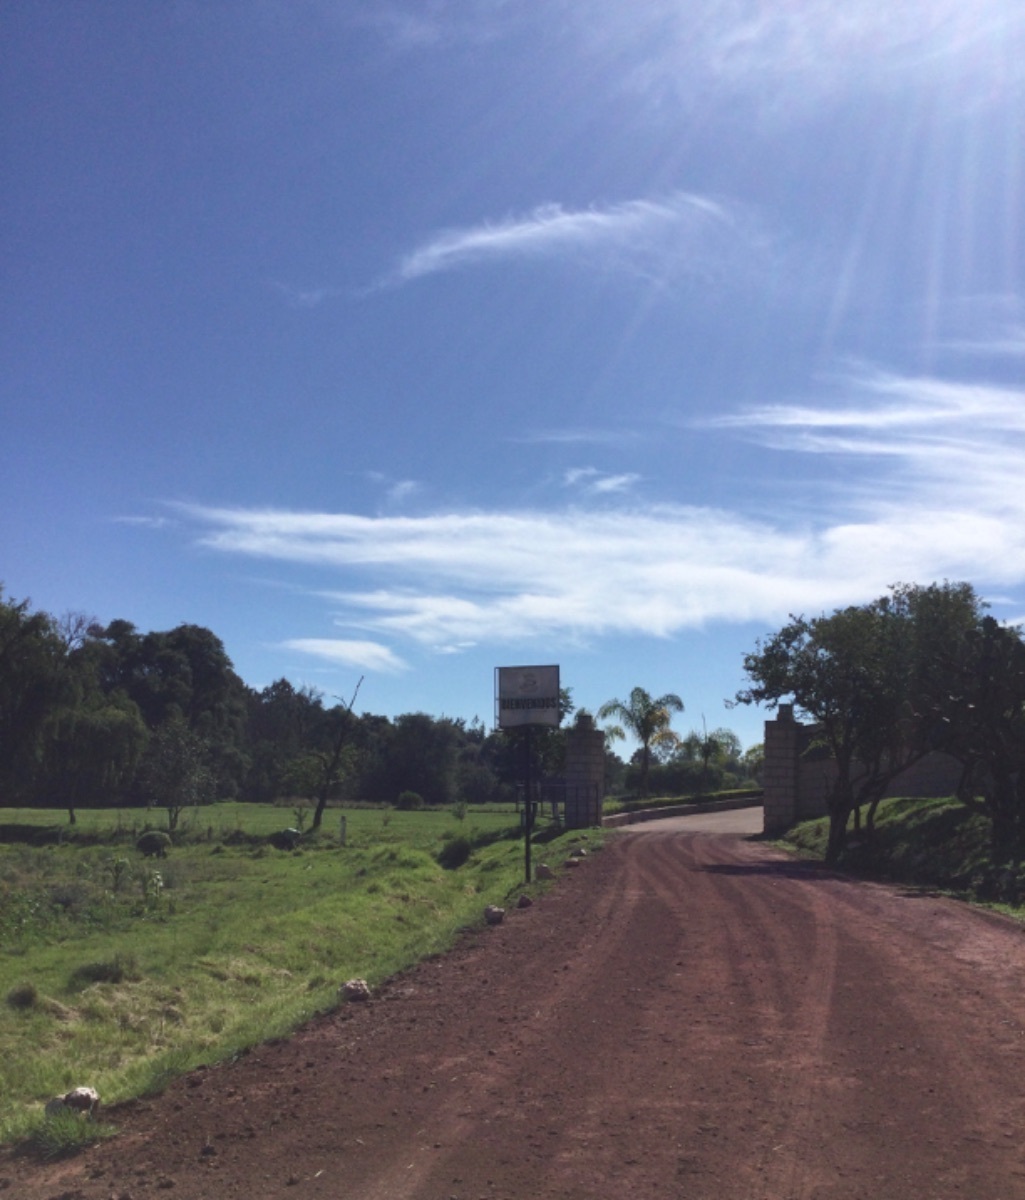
495, 666, 560, 884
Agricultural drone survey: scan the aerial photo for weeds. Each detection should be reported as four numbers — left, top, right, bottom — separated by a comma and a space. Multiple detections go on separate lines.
0, 802, 599, 1144
105, 855, 131, 894
140, 867, 164, 907
136, 1047, 197, 1098
292, 802, 310, 832
27, 1109, 118, 1161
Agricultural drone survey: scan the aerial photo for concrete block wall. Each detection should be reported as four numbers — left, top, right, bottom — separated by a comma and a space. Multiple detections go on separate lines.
563, 715, 605, 828
762, 705, 800, 834
762, 706, 965, 833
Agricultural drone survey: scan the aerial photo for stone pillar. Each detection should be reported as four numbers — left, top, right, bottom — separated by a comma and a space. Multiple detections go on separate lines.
563, 714, 605, 828
762, 704, 799, 835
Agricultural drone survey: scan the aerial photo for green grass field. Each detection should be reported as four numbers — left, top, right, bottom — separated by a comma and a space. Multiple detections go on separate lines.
0, 802, 602, 1147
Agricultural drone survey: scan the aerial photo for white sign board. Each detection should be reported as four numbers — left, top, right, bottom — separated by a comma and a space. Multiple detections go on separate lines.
495, 665, 561, 729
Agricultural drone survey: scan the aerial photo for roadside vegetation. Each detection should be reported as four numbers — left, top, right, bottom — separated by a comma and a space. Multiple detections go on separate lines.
0, 586, 763, 835
737, 581, 1025, 866
602, 786, 761, 817
0, 802, 602, 1149
780, 794, 1025, 911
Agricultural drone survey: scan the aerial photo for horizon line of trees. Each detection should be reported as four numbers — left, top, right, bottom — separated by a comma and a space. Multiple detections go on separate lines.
0, 586, 759, 825
8, 578, 1017, 861
597, 685, 762, 796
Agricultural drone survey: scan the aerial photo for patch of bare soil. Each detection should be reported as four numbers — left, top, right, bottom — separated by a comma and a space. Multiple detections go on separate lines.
5, 831, 1025, 1200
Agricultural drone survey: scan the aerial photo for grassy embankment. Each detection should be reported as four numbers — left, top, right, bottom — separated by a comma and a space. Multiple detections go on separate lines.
0, 802, 602, 1150
780, 793, 1025, 909
602, 787, 762, 816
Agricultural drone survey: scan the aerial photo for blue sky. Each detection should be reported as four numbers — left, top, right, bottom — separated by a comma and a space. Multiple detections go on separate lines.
3, 1, 1024, 752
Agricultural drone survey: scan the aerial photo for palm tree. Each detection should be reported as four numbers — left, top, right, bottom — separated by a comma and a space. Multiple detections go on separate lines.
598, 686, 684, 797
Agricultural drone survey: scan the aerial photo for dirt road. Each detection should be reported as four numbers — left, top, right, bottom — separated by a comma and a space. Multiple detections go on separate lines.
7, 827, 1025, 1199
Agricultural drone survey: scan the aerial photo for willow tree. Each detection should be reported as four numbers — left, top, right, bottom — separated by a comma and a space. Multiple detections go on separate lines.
598, 687, 684, 797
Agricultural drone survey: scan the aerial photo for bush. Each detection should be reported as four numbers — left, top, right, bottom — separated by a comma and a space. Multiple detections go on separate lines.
396, 790, 424, 811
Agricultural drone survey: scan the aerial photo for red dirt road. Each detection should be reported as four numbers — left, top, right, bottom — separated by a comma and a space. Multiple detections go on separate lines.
7, 828, 1025, 1200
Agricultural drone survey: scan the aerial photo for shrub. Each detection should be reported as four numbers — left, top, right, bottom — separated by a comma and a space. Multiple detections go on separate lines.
396, 790, 424, 811
28, 1109, 117, 1160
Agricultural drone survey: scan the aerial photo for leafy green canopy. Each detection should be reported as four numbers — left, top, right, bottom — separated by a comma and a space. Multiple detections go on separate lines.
736, 582, 994, 863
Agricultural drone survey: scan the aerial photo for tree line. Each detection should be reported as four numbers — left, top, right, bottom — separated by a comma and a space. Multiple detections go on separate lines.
598, 685, 761, 797
1, 588, 642, 825
0, 587, 766, 826
736, 581, 1025, 865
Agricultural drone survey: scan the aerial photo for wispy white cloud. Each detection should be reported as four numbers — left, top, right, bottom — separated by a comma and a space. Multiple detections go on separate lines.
711, 369, 1025, 435
514, 428, 640, 446
943, 324, 1025, 358
272, 282, 346, 309
564, 467, 641, 495
386, 192, 755, 287
282, 638, 409, 674
555, 0, 1025, 114
706, 369, 1025, 532
181, 495, 1023, 654
357, 0, 515, 51
176, 362, 1025, 658
386, 480, 420, 504
364, 472, 423, 507
114, 515, 175, 530
371, 1, 1024, 118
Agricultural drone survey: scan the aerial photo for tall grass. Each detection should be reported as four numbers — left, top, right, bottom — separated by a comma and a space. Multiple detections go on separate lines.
0, 803, 601, 1145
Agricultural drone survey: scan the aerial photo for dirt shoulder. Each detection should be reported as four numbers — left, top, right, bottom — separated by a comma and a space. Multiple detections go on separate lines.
6, 829, 1025, 1200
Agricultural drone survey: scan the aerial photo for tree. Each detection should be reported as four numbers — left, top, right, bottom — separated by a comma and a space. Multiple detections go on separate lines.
678, 720, 742, 789
309, 699, 360, 829
41, 692, 149, 821
86, 620, 250, 798
0, 590, 69, 804
452, 717, 511, 806
927, 616, 1025, 862
137, 716, 213, 830
243, 678, 319, 802
598, 687, 684, 797
740, 743, 764, 784
735, 581, 985, 863
358, 708, 469, 809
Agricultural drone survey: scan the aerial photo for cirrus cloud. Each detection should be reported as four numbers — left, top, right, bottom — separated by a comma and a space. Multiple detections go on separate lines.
282, 638, 409, 674
172, 360, 1025, 664
385, 192, 763, 288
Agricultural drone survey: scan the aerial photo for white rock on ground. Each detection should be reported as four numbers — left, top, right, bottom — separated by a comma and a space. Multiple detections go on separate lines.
342, 978, 372, 1002
46, 1086, 100, 1118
